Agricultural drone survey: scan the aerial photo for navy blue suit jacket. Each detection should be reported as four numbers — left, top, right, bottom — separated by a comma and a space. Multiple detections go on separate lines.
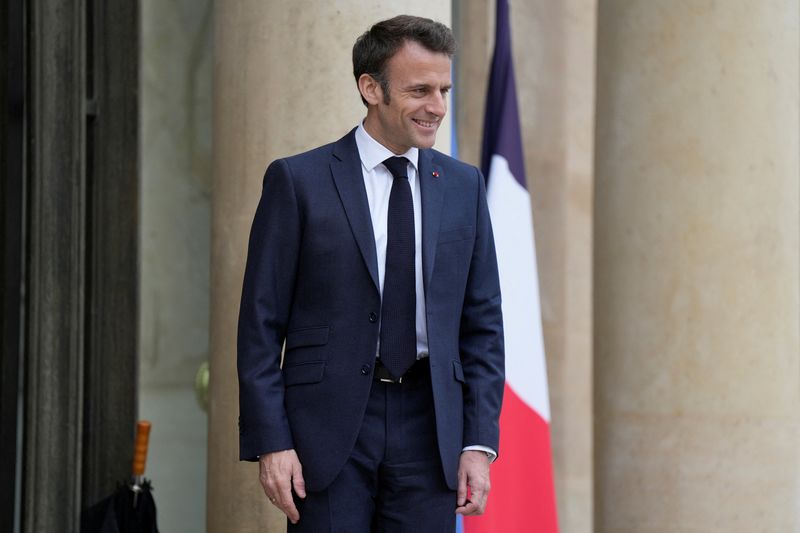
237, 128, 504, 492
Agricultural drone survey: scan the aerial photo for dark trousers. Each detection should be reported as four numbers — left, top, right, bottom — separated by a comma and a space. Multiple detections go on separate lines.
288, 360, 457, 532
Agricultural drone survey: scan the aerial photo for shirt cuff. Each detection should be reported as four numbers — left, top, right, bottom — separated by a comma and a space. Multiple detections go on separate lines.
462, 445, 497, 463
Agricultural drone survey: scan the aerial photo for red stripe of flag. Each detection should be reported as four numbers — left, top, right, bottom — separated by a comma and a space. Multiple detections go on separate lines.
464, 384, 558, 532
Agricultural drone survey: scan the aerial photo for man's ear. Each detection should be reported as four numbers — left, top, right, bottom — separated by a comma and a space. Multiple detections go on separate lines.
358, 73, 383, 106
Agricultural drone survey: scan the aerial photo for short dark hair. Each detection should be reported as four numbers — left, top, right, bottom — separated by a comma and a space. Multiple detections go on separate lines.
352, 15, 456, 106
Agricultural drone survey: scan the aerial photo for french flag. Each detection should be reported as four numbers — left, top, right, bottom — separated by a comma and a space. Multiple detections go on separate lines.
460, 0, 559, 531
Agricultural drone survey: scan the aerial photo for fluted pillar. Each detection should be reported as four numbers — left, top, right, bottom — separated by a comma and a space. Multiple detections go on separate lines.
208, 3, 450, 531
595, 2, 799, 531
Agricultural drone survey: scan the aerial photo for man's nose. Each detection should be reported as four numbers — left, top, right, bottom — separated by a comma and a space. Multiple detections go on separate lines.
426, 91, 447, 117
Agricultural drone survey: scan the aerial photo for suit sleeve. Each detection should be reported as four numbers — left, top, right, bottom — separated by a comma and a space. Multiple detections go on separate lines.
459, 166, 505, 454
237, 158, 300, 461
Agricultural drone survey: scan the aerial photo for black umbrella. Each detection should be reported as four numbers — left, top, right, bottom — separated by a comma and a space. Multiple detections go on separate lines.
82, 421, 159, 533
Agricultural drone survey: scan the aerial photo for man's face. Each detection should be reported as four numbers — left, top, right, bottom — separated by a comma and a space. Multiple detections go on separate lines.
362, 41, 452, 154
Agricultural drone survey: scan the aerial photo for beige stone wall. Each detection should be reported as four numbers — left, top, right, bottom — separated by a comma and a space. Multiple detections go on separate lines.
594, 1, 800, 531
208, 3, 451, 531
456, 1, 596, 531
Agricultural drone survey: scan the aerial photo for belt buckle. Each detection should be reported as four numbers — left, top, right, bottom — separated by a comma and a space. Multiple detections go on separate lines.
376, 362, 403, 383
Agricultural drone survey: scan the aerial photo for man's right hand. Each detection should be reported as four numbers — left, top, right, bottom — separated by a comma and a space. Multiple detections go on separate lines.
258, 449, 306, 524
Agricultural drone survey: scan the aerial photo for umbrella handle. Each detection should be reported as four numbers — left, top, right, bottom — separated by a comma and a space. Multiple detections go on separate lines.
132, 420, 152, 477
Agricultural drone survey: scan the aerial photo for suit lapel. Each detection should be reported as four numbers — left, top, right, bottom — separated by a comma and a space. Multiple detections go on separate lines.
419, 149, 443, 291
330, 129, 380, 293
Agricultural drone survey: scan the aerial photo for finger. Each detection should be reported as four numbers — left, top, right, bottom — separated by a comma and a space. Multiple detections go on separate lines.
456, 469, 468, 507
470, 482, 489, 512
273, 468, 297, 520
278, 486, 300, 524
264, 463, 286, 503
292, 461, 306, 498
263, 474, 281, 507
455, 500, 480, 516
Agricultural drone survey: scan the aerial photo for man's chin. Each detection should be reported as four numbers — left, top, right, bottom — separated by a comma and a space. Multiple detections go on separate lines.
414, 134, 438, 150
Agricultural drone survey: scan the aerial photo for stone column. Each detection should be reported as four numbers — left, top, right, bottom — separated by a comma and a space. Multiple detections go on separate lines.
208, 3, 451, 532
595, 2, 799, 531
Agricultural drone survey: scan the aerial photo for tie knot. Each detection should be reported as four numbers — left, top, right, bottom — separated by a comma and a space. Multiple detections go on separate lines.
383, 157, 409, 180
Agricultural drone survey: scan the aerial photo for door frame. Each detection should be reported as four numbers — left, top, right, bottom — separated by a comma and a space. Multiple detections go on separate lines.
1, 1, 140, 531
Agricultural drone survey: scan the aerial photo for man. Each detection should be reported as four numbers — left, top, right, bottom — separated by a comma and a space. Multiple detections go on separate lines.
238, 15, 504, 531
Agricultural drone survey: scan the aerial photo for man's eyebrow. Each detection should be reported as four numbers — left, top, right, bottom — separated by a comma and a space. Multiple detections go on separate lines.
402, 83, 453, 91
402, 83, 431, 90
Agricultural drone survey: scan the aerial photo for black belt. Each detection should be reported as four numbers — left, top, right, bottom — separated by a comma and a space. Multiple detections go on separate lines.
374, 357, 429, 384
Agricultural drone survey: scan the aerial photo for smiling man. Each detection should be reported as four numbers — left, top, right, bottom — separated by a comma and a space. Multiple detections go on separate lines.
237, 15, 505, 532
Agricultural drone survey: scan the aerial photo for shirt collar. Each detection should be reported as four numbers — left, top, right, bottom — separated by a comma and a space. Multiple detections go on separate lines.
355, 121, 419, 174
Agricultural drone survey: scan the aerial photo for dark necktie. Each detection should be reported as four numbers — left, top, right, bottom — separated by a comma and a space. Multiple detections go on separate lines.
379, 156, 416, 380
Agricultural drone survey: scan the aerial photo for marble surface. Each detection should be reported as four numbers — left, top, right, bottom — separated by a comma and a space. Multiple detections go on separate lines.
139, 0, 213, 531
139, 0, 212, 388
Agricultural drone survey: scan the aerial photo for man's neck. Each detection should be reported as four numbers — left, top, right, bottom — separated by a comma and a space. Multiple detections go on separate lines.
361, 115, 408, 156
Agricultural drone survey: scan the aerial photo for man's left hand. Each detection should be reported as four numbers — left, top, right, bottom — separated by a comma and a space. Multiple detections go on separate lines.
455, 450, 491, 515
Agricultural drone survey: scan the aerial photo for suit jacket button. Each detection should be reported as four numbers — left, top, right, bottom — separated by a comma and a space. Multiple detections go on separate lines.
368, 312, 378, 323
361, 364, 371, 375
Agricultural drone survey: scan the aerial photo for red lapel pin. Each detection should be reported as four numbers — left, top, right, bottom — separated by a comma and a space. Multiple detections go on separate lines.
432, 171, 439, 178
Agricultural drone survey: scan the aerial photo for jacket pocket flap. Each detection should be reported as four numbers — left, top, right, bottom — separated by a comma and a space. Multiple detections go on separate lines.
439, 225, 474, 244
282, 361, 325, 386
453, 361, 465, 383
285, 326, 330, 350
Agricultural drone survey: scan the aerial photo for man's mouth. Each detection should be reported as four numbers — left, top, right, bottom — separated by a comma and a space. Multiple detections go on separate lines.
412, 118, 439, 129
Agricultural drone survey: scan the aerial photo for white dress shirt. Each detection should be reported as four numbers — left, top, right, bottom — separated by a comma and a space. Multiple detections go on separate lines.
355, 123, 428, 359
354, 123, 496, 462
